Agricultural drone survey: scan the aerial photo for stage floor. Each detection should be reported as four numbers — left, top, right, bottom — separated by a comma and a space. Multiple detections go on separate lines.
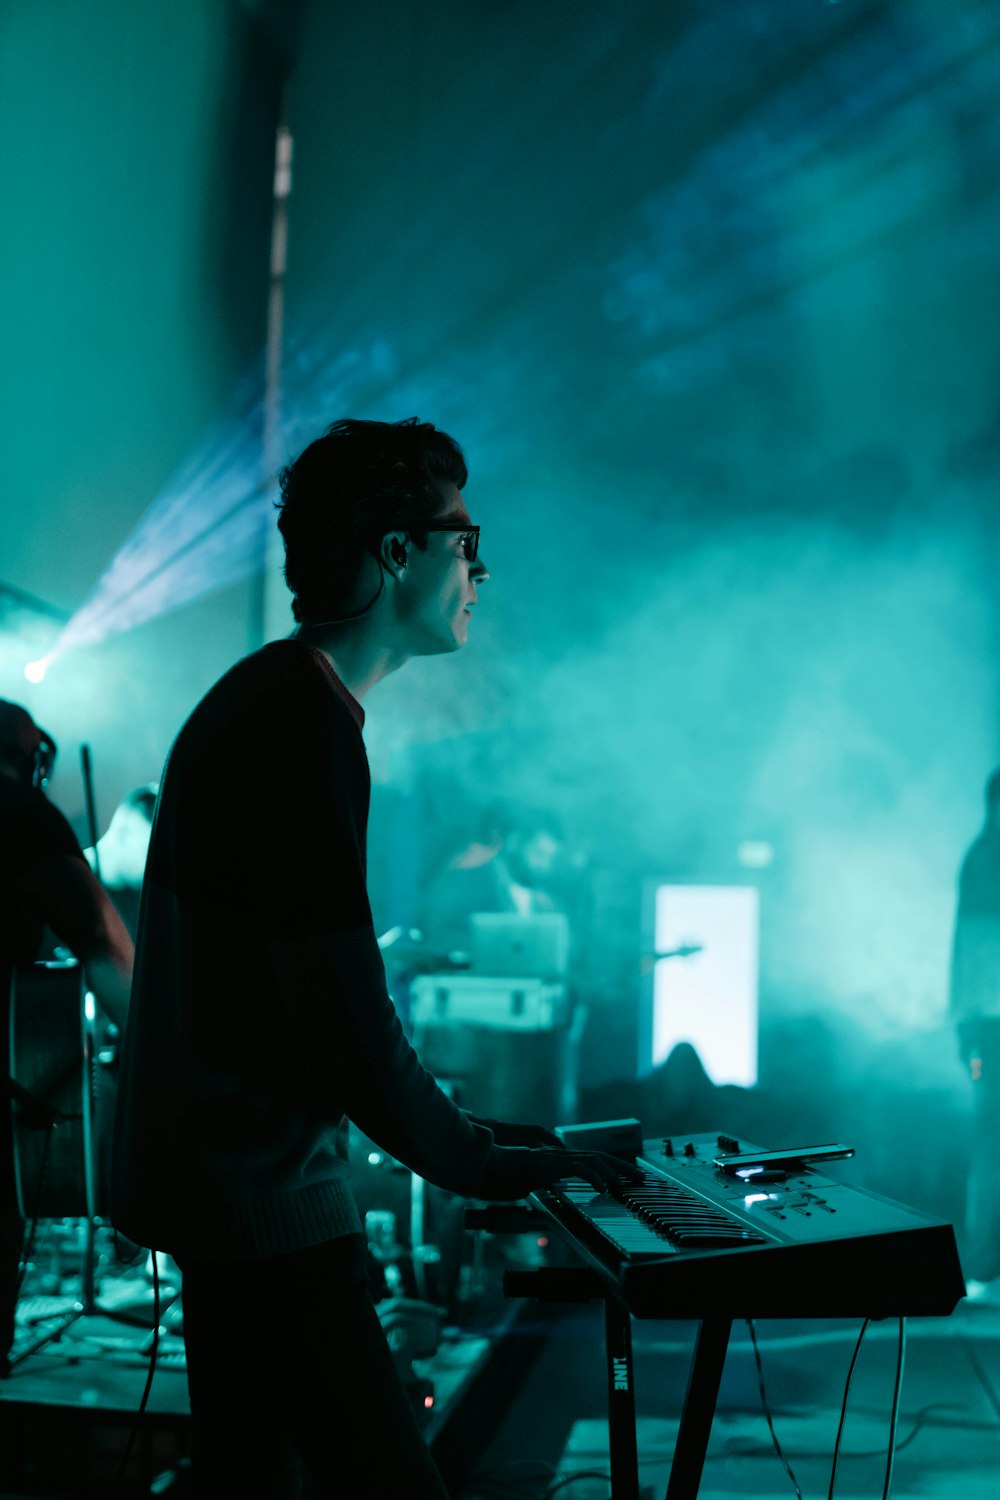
2, 1249, 996, 1497
0, 1258, 508, 1497
458, 1298, 1000, 1499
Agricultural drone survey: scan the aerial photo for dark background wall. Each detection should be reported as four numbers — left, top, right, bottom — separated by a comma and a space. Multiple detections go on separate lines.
281, 0, 999, 1027
0, 0, 283, 820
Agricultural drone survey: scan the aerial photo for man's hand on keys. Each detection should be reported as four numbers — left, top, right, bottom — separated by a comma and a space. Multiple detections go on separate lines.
481, 1145, 643, 1201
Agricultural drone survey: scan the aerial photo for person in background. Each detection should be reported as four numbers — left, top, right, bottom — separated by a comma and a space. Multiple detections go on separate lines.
80, 784, 158, 1232
418, 802, 573, 956
950, 766, 1000, 1301
111, 417, 631, 1498
0, 700, 133, 1372
83, 783, 157, 941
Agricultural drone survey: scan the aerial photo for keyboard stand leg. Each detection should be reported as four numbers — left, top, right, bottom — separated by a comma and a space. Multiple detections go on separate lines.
604, 1296, 641, 1500
664, 1318, 732, 1500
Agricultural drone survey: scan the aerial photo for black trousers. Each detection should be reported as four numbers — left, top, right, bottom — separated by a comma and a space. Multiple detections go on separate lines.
178, 1234, 449, 1499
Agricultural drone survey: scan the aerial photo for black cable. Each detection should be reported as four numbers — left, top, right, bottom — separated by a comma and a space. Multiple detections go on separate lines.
461, 1459, 562, 1500
746, 1319, 803, 1500
881, 1318, 906, 1500
957, 1325, 1000, 1424
828, 1318, 870, 1500
542, 1470, 612, 1498
112, 1228, 145, 1267
112, 1248, 160, 1495
466, 1457, 558, 1495
715, 1399, 981, 1460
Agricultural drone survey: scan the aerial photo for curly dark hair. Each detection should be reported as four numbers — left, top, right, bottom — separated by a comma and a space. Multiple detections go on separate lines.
275, 417, 467, 624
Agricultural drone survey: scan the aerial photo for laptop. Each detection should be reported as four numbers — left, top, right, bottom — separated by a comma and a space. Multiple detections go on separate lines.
468, 912, 570, 978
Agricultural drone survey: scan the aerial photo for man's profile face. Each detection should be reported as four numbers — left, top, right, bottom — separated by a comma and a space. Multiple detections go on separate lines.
397, 481, 488, 655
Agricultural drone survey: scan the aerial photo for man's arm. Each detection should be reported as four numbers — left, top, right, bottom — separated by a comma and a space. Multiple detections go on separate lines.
252, 653, 633, 1199
268, 923, 495, 1196
16, 854, 134, 1029
269, 926, 634, 1200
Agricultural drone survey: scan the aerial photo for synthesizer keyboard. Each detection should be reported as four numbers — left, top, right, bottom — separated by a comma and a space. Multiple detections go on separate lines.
531, 1132, 966, 1320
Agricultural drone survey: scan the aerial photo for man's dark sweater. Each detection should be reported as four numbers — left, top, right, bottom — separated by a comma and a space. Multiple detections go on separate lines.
111, 639, 493, 1259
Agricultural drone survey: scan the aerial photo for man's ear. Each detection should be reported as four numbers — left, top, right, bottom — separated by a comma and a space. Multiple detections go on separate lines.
380, 531, 409, 579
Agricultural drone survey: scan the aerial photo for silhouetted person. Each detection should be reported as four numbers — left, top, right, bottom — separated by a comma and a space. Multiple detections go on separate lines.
111, 418, 630, 1498
581, 1041, 752, 1142
950, 766, 1000, 1296
79, 784, 157, 1219
0, 701, 132, 1371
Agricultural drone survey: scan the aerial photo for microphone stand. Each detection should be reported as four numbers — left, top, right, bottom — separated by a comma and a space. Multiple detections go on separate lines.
78, 745, 100, 1315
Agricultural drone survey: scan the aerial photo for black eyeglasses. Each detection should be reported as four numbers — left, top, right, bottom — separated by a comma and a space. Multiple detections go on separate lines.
416, 523, 480, 562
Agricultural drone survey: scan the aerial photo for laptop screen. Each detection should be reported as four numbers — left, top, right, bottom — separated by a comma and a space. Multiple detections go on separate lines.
468, 912, 571, 978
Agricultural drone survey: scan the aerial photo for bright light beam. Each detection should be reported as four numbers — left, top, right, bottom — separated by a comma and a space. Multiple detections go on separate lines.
40, 324, 524, 674
605, 0, 1000, 390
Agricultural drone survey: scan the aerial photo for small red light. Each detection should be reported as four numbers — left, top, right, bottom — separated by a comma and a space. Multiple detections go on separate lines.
537, 1236, 549, 1247
423, 1395, 434, 1409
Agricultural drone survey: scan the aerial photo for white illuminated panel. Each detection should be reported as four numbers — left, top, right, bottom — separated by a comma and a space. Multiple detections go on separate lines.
652, 884, 759, 1087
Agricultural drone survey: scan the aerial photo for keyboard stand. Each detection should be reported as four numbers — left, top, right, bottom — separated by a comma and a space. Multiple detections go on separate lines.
665, 1317, 731, 1500
604, 1293, 640, 1500
505, 1269, 732, 1500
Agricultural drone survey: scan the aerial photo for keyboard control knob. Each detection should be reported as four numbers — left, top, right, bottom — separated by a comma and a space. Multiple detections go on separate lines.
662, 1138, 674, 1156
684, 1142, 696, 1158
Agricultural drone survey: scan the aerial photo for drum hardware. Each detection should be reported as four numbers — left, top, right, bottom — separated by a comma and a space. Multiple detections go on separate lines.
7, 745, 177, 1362
363, 1201, 463, 1310
352, 1128, 466, 1312
10, 959, 101, 1223
364, 1207, 447, 1420
8, 960, 170, 1362
377, 1297, 443, 1423
377, 926, 471, 972
366, 1209, 411, 1299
